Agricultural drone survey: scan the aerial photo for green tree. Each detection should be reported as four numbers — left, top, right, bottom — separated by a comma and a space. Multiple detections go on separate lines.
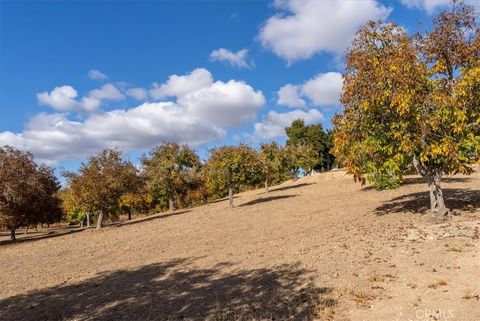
333, 3, 480, 218
259, 142, 287, 193
59, 188, 86, 225
142, 143, 201, 212
203, 145, 262, 208
284, 144, 320, 178
323, 130, 336, 170
63, 148, 139, 228
0, 146, 63, 240
285, 119, 335, 171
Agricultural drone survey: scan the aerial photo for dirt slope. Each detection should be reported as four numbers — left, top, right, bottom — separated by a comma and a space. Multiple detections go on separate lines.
0, 170, 479, 321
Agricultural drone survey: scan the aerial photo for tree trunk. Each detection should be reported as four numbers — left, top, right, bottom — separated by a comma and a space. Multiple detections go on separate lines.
80, 220, 84, 228
96, 210, 104, 229
24, 226, 28, 235
86, 213, 90, 227
127, 208, 132, 220
10, 228, 16, 241
229, 187, 234, 208
265, 180, 269, 194
169, 197, 175, 212
427, 173, 449, 218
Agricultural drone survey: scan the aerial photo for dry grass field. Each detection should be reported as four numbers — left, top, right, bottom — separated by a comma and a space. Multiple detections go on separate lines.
0, 170, 479, 321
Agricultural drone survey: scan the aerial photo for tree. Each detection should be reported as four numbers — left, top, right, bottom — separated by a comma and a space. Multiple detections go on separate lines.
142, 143, 201, 212
323, 130, 336, 170
203, 145, 262, 208
63, 148, 139, 229
119, 192, 150, 220
59, 188, 87, 226
284, 144, 320, 178
0, 146, 63, 240
285, 119, 335, 171
259, 142, 287, 193
333, 2, 480, 218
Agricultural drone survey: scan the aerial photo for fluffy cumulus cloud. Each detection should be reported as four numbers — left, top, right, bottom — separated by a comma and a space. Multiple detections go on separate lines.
258, 0, 391, 63
126, 87, 148, 100
1, 69, 265, 163
277, 84, 306, 108
277, 72, 343, 108
37, 84, 125, 112
150, 68, 213, 99
88, 69, 108, 80
254, 109, 324, 139
210, 48, 251, 69
88, 83, 125, 101
400, 0, 479, 13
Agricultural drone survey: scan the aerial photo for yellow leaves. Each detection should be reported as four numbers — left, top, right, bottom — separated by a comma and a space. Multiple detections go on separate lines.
431, 60, 447, 74
431, 145, 443, 156
391, 92, 412, 115
361, 101, 369, 111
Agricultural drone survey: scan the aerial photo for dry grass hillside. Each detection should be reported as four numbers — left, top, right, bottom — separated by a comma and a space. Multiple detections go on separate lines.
0, 169, 479, 321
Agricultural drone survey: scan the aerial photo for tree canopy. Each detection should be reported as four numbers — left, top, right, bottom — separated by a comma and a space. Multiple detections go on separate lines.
203, 145, 262, 208
63, 148, 140, 228
285, 119, 335, 171
0, 146, 63, 240
142, 143, 201, 212
259, 142, 288, 193
333, 2, 480, 217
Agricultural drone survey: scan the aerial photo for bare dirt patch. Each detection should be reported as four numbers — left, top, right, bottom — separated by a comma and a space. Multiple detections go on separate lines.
1, 170, 479, 320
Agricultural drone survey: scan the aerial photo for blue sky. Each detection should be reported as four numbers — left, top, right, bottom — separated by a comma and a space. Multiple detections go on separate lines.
0, 0, 471, 173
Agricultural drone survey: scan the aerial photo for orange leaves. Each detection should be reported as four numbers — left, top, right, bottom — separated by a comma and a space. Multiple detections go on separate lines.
334, 4, 480, 186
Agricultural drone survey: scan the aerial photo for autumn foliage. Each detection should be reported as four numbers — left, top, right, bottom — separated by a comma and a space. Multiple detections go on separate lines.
0, 146, 63, 240
333, 2, 479, 217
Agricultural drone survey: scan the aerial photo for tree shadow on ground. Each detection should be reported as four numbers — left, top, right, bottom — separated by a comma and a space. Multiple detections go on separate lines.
0, 227, 86, 246
271, 183, 314, 193
374, 188, 480, 215
0, 211, 192, 246
0, 258, 336, 321
208, 195, 238, 205
362, 176, 472, 192
239, 195, 298, 207
114, 210, 190, 227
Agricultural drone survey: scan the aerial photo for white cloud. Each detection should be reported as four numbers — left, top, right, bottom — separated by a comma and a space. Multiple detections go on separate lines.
37, 83, 125, 112
301, 72, 343, 106
177, 79, 265, 128
258, 0, 391, 64
88, 83, 125, 101
210, 48, 251, 69
37, 86, 99, 112
2, 69, 265, 163
277, 72, 342, 108
254, 109, 324, 139
126, 87, 148, 100
150, 68, 213, 99
88, 69, 108, 80
277, 84, 306, 108
400, 0, 479, 13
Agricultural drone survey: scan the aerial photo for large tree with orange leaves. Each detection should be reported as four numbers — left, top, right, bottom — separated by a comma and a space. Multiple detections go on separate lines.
333, 2, 479, 218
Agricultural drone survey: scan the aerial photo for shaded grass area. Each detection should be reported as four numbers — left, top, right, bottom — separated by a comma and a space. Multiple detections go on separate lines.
239, 195, 297, 207
374, 188, 480, 215
361, 176, 472, 192
0, 258, 336, 321
0, 227, 86, 246
271, 182, 315, 193
0, 211, 191, 246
